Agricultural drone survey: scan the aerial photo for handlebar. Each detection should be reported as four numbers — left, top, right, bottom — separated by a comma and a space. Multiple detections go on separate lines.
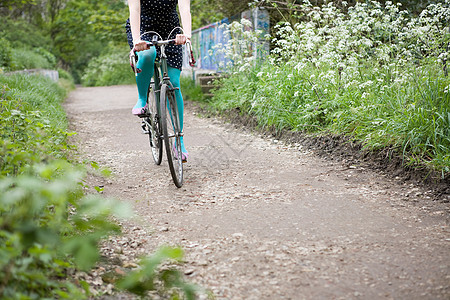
134, 39, 176, 53
129, 36, 195, 76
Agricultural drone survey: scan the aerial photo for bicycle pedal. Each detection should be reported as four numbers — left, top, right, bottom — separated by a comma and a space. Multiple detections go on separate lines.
141, 123, 149, 134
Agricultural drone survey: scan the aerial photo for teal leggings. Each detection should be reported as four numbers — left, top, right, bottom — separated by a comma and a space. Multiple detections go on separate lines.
135, 47, 186, 152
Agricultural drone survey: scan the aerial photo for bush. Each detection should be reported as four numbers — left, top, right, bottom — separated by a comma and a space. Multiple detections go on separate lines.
10, 48, 55, 70
58, 68, 76, 91
0, 76, 125, 298
34, 47, 57, 68
81, 44, 135, 87
0, 38, 13, 71
58, 68, 74, 81
0, 161, 130, 299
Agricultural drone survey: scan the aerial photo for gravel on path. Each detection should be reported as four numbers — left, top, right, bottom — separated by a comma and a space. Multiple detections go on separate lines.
65, 85, 450, 299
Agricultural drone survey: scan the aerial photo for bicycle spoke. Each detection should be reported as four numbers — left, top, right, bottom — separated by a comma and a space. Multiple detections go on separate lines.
160, 84, 183, 187
146, 83, 163, 165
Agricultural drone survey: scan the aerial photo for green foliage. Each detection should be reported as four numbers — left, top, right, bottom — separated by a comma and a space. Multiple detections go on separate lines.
0, 17, 57, 72
81, 44, 135, 87
58, 68, 76, 90
180, 76, 207, 102
0, 18, 52, 51
0, 73, 67, 128
34, 47, 57, 67
57, 68, 73, 81
50, 0, 100, 81
10, 48, 55, 70
88, 1, 129, 43
118, 246, 200, 299
0, 37, 13, 71
0, 161, 129, 299
191, 0, 225, 29
0, 76, 70, 176
50, 0, 129, 82
0, 0, 129, 82
211, 1, 450, 176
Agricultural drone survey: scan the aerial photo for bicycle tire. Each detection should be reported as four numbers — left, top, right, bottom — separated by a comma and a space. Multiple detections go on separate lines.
160, 83, 183, 187
146, 83, 163, 165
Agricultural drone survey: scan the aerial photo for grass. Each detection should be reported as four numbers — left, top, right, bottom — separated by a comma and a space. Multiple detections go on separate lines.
0, 73, 71, 176
207, 60, 450, 178
0, 73, 68, 130
180, 75, 207, 102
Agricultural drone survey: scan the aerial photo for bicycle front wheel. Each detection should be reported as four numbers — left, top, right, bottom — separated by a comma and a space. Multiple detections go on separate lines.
160, 83, 183, 187
146, 83, 163, 165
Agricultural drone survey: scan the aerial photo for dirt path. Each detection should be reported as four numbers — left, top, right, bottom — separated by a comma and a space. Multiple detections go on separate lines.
65, 85, 449, 299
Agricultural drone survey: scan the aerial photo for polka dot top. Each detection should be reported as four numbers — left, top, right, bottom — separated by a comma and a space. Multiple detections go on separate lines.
126, 0, 183, 70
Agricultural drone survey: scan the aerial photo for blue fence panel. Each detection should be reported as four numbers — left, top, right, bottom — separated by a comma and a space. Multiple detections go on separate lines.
184, 8, 269, 73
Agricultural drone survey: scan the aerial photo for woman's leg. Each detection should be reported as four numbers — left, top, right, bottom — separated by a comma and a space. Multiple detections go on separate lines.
132, 47, 157, 114
167, 66, 187, 154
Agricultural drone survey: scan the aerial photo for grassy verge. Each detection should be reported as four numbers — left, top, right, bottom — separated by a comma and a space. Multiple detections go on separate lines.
195, 1, 450, 179
0, 74, 70, 175
181, 75, 207, 102
208, 60, 449, 178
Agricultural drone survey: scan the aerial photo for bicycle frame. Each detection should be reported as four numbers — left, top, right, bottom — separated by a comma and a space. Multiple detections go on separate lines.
135, 38, 179, 134
131, 36, 185, 187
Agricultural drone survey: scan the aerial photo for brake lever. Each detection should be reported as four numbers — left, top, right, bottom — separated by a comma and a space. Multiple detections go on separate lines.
129, 48, 143, 76
186, 41, 196, 67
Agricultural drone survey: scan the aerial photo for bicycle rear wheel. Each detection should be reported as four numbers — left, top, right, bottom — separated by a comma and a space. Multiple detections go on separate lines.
160, 83, 183, 187
145, 83, 163, 165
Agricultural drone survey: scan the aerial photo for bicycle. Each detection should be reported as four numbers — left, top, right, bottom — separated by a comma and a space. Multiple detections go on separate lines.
130, 31, 195, 188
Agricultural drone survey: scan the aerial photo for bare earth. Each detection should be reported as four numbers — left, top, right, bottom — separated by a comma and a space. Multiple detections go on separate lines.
65, 85, 449, 299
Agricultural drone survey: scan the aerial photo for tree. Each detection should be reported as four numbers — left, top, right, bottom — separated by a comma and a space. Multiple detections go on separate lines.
49, 0, 128, 81
191, 0, 254, 29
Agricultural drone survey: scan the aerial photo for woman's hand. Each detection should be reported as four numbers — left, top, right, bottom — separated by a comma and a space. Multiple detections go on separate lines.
133, 39, 148, 51
175, 34, 191, 45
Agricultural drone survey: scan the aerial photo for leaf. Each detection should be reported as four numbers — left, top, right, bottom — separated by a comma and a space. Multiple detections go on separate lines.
64, 236, 99, 271
94, 186, 104, 193
100, 167, 112, 177
79, 280, 91, 296
90, 161, 99, 170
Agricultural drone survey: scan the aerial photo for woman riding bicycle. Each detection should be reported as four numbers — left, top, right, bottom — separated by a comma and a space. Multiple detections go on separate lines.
126, 0, 191, 161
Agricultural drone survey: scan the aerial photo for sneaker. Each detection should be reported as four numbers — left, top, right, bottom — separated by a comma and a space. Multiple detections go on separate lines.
173, 143, 188, 163
132, 104, 148, 115
181, 151, 188, 163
